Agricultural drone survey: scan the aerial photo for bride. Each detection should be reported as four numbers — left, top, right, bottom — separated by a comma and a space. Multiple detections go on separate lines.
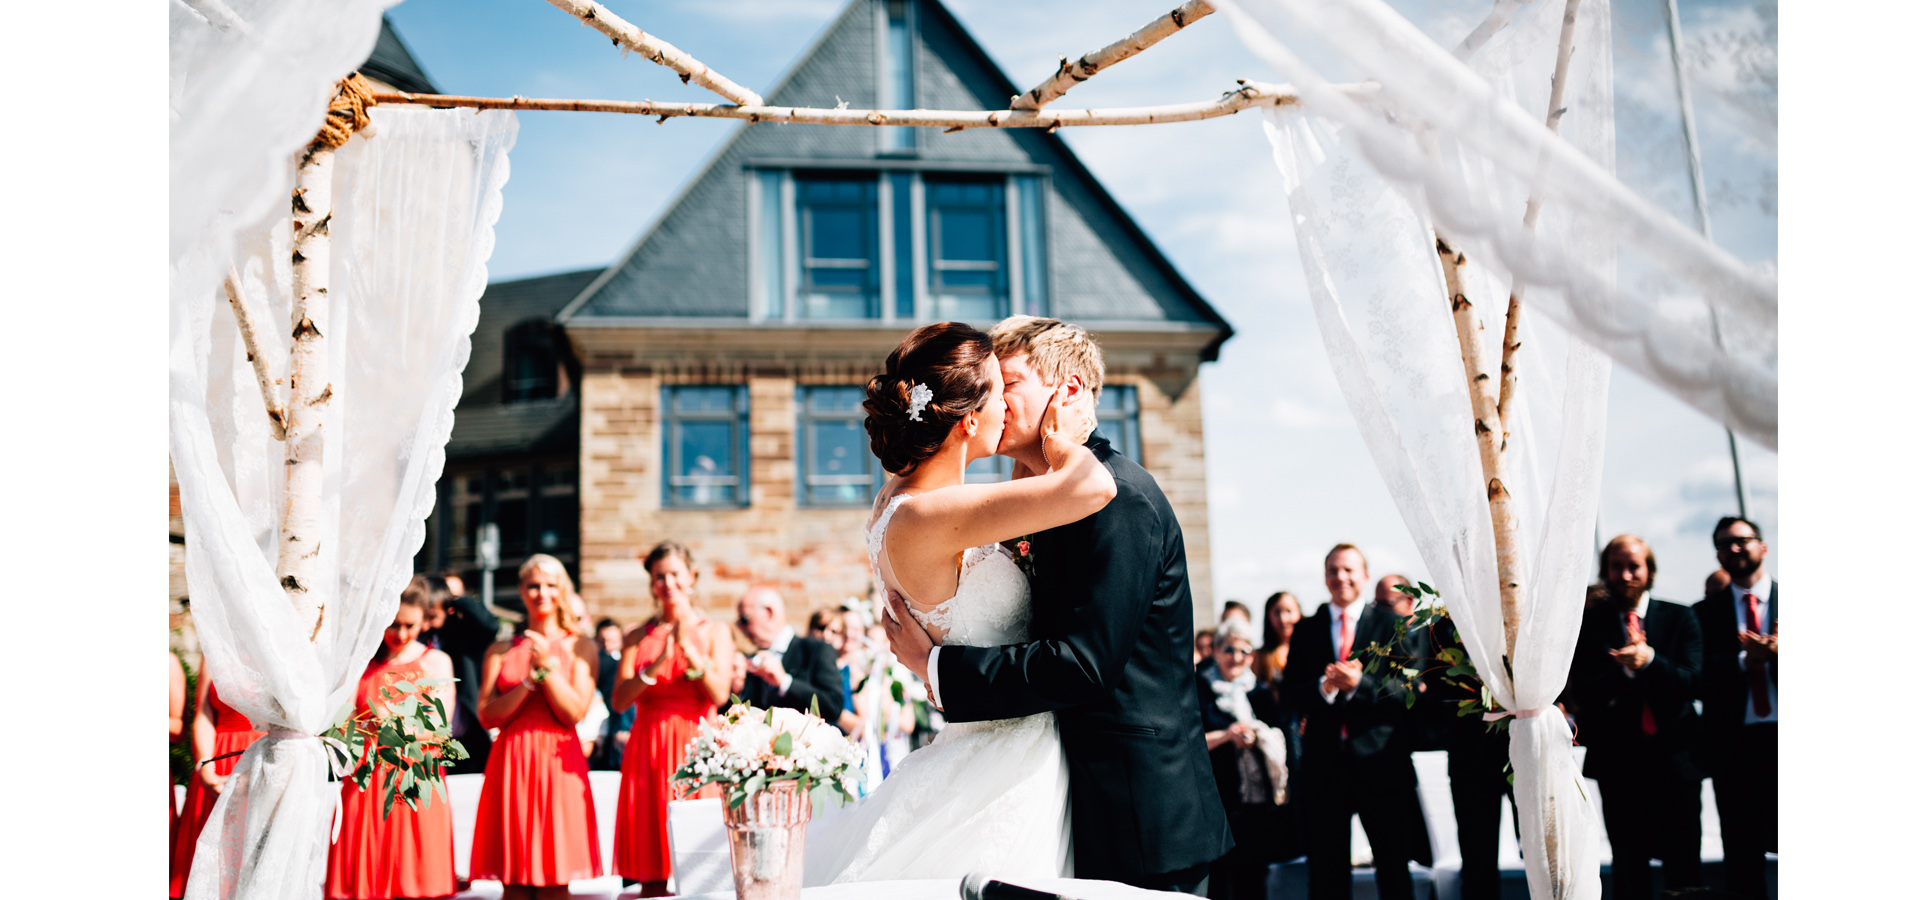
804, 321, 1115, 885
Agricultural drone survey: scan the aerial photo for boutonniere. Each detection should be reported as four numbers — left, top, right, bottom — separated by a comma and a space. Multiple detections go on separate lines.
1007, 535, 1036, 577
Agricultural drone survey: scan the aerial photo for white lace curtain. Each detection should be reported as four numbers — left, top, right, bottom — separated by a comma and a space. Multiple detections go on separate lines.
1223, 0, 1776, 451
1226, 0, 1656, 894
173, 106, 517, 899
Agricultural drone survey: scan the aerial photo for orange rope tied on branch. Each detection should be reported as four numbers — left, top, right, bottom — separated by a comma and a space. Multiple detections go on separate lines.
310, 74, 377, 151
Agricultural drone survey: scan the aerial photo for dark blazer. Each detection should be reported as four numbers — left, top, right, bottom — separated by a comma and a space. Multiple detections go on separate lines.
1281, 601, 1413, 762
434, 595, 500, 733
1692, 582, 1778, 775
735, 633, 845, 725
936, 431, 1234, 881
1567, 598, 1703, 780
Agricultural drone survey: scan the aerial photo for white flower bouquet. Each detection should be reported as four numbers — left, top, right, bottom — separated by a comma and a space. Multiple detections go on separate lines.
675, 698, 866, 810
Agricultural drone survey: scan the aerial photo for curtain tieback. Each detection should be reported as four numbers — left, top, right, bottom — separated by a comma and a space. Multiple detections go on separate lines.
265, 729, 353, 844
1482, 707, 1551, 722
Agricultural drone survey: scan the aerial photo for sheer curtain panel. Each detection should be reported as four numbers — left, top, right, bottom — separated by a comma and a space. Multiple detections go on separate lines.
174, 107, 518, 900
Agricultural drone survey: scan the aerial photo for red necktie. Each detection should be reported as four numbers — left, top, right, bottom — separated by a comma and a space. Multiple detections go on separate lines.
1626, 611, 1657, 736
1337, 607, 1355, 663
1746, 593, 1772, 717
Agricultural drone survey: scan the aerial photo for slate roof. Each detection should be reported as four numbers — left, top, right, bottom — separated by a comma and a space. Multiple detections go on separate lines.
359, 16, 440, 95
447, 268, 602, 460
557, 0, 1232, 357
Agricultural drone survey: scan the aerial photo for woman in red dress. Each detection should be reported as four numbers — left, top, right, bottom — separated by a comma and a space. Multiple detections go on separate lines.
612, 541, 732, 896
326, 577, 458, 899
470, 554, 602, 900
169, 652, 187, 860
170, 676, 265, 897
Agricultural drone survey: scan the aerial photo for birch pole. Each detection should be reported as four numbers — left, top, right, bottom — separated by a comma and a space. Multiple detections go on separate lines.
544, 0, 763, 107
223, 267, 288, 441
1010, 1, 1216, 110
280, 75, 374, 641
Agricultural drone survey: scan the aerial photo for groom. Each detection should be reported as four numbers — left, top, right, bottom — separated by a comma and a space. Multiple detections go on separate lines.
884, 316, 1233, 894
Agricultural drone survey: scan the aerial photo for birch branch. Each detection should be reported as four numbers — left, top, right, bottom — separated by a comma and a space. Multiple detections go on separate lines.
1011, 1, 1215, 110
1437, 236, 1527, 665
544, 0, 763, 107
1454, 0, 1534, 61
282, 142, 334, 642
373, 81, 1374, 130
223, 267, 289, 441
1497, 0, 1582, 433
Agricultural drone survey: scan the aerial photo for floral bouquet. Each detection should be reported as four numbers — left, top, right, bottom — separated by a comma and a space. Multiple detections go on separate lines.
675, 698, 866, 810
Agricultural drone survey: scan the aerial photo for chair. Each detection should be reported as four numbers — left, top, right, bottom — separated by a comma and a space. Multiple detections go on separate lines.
667, 797, 733, 897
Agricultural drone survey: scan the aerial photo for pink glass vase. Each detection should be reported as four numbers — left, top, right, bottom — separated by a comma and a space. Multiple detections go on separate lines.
724, 779, 811, 900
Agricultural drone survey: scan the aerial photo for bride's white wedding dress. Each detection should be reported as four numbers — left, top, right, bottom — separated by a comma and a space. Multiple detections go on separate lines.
803, 493, 1072, 885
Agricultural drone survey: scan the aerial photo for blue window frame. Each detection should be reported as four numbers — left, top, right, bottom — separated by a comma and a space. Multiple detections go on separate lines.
1097, 385, 1141, 462
1013, 174, 1050, 316
880, 0, 917, 153
926, 177, 1008, 322
662, 386, 750, 508
797, 174, 881, 319
797, 386, 881, 506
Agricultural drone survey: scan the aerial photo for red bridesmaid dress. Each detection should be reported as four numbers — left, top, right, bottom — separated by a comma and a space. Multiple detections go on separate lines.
614, 619, 722, 883
469, 637, 602, 886
325, 649, 457, 899
170, 683, 265, 898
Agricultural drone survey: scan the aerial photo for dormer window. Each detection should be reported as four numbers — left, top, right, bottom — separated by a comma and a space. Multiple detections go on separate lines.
502, 319, 571, 403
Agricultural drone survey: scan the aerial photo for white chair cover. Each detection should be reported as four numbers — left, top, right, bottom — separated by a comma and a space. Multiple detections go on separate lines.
668, 798, 734, 897
175, 106, 516, 899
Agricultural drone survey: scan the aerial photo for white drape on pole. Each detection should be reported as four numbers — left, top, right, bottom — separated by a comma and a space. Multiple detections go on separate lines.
170, 0, 396, 320
175, 107, 517, 900
1233, 0, 1631, 895
1221, 0, 1775, 450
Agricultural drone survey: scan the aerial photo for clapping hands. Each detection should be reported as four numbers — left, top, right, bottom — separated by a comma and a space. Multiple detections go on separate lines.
1323, 659, 1363, 693
1738, 629, 1778, 663
1608, 640, 1654, 671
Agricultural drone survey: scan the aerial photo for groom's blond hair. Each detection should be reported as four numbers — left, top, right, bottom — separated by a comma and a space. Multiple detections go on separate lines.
989, 316, 1105, 403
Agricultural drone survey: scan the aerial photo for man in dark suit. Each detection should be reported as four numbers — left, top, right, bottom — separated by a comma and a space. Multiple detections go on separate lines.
424, 573, 499, 775
1282, 544, 1421, 900
1567, 535, 1704, 900
732, 585, 844, 724
1692, 516, 1776, 900
884, 318, 1232, 894
1426, 616, 1513, 900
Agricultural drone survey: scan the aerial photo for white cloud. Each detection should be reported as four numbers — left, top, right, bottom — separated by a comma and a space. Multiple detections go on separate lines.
1269, 395, 1349, 430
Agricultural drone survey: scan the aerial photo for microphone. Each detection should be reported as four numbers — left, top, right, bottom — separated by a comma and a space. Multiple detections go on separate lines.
959, 873, 1076, 900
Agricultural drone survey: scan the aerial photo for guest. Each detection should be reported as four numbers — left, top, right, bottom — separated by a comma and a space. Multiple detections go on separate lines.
591, 618, 634, 770
326, 578, 458, 899
1373, 574, 1412, 614
1567, 535, 1704, 900
470, 554, 602, 900
1375, 573, 1442, 752
426, 572, 499, 776
1692, 517, 1776, 900
170, 676, 265, 897
733, 585, 845, 723
1704, 568, 1732, 599
1427, 615, 1514, 900
1220, 600, 1253, 624
1199, 619, 1300, 899
1251, 591, 1302, 686
609, 542, 733, 896
1194, 630, 1215, 668
808, 607, 862, 736
1282, 544, 1421, 900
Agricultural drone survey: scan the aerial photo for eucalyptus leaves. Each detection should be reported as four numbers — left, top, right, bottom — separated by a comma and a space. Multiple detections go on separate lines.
322, 677, 470, 817
1359, 581, 1512, 731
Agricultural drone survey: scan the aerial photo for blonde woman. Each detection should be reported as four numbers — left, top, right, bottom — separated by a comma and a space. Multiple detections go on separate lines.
469, 555, 601, 900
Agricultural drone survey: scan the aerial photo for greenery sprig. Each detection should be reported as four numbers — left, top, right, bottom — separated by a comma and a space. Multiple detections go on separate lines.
321, 677, 469, 818
1358, 581, 1512, 732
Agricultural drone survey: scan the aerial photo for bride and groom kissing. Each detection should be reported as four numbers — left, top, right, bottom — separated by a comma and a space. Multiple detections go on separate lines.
803, 316, 1233, 895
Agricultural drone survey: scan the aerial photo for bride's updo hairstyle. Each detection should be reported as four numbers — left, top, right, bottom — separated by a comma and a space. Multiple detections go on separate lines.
864, 322, 995, 476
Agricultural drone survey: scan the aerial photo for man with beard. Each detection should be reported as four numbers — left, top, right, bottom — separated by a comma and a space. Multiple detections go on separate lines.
1567, 535, 1704, 900
1692, 517, 1777, 899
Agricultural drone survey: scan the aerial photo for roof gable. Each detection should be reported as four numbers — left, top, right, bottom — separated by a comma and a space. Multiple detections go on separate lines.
360, 16, 440, 95
559, 0, 1229, 345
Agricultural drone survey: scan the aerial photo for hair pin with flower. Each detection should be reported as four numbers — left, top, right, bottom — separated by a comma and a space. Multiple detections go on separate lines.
907, 382, 934, 422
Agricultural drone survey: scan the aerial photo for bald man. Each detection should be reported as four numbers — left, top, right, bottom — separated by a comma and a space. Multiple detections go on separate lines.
732, 585, 844, 724
1566, 535, 1704, 900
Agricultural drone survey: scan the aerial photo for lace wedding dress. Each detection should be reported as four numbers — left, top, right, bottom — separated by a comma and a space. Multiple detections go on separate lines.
803, 494, 1073, 885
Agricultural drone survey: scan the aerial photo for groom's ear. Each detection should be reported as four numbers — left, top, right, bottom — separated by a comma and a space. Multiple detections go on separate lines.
1061, 374, 1087, 404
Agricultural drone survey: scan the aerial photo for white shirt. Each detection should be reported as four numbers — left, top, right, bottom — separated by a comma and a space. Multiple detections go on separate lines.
1318, 601, 1361, 703
1730, 574, 1777, 725
757, 626, 797, 694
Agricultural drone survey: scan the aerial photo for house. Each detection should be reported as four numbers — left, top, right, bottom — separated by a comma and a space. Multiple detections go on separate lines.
417, 0, 1232, 627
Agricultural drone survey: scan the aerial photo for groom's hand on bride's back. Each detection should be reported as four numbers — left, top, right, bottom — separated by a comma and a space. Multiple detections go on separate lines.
881, 590, 936, 686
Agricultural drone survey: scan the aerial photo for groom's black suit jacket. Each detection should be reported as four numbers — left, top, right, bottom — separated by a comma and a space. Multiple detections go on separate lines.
935, 431, 1234, 882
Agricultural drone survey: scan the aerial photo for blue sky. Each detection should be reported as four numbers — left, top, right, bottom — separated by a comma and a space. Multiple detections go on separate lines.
384, 0, 1777, 614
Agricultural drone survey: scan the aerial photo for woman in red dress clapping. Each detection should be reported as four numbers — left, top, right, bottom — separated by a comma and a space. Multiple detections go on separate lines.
612, 541, 733, 896
326, 576, 458, 899
170, 676, 265, 897
470, 554, 602, 900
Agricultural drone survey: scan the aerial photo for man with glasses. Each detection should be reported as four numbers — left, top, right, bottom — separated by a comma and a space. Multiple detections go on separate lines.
1693, 517, 1777, 899
1282, 544, 1423, 900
